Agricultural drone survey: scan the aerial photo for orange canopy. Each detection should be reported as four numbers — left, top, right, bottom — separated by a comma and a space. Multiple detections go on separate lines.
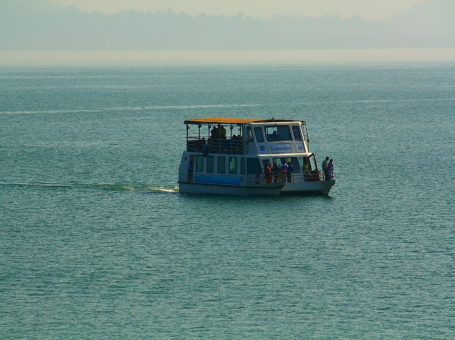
184, 117, 265, 125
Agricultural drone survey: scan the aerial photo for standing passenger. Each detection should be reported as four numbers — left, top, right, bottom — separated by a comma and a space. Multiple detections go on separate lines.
272, 162, 280, 182
287, 161, 293, 182
264, 163, 273, 184
280, 162, 288, 183
219, 125, 226, 139
327, 159, 334, 180
322, 156, 329, 181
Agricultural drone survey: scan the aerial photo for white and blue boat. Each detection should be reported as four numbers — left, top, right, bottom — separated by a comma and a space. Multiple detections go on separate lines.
178, 117, 335, 196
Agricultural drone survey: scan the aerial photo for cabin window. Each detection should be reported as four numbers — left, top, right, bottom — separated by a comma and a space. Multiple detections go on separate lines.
206, 156, 214, 173
254, 127, 264, 142
196, 156, 204, 172
272, 158, 287, 167
292, 126, 302, 141
265, 125, 292, 141
272, 157, 299, 171
247, 127, 254, 142
229, 157, 237, 174
299, 156, 316, 171
309, 156, 318, 170
247, 158, 261, 175
240, 157, 246, 175
217, 156, 226, 174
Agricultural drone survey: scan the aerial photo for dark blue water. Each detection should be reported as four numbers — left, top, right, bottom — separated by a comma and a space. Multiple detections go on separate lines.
1, 65, 454, 338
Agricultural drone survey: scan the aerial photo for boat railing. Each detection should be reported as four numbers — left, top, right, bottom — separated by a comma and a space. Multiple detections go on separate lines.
186, 137, 244, 154
259, 170, 330, 183
303, 170, 325, 182
244, 170, 332, 185
187, 137, 206, 152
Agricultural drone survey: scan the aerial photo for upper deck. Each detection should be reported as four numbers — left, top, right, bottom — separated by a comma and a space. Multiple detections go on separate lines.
184, 117, 310, 155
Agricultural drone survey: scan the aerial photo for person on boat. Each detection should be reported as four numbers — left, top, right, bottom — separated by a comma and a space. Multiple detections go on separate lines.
264, 163, 273, 184
201, 138, 209, 156
327, 159, 334, 180
322, 156, 329, 181
219, 125, 227, 139
211, 126, 219, 139
272, 162, 280, 182
303, 157, 311, 171
287, 161, 294, 182
280, 162, 288, 183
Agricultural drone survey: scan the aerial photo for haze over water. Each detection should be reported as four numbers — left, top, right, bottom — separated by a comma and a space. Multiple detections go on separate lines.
1, 63, 454, 338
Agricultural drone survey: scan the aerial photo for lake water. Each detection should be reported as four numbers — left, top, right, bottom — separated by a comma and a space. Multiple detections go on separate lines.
1, 64, 454, 338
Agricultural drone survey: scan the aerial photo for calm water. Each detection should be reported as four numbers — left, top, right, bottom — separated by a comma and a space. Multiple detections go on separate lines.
1, 64, 454, 339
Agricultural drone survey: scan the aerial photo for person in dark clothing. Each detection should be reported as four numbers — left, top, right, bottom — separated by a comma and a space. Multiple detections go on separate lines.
322, 156, 329, 181
327, 159, 334, 180
272, 162, 280, 183
287, 161, 293, 182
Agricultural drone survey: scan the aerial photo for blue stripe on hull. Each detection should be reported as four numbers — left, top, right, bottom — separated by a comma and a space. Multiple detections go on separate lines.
194, 174, 241, 185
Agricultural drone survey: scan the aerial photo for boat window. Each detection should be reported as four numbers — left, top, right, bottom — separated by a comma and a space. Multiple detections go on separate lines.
254, 127, 264, 142
240, 157, 246, 175
299, 157, 317, 171
272, 157, 300, 171
229, 157, 237, 174
273, 158, 284, 166
247, 158, 261, 175
265, 125, 292, 141
247, 127, 254, 142
309, 155, 318, 170
217, 156, 226, 174
206, 156, 214, 173
292, 126, 302, 141
300, 157, 312, 171
196, 156, 204, 172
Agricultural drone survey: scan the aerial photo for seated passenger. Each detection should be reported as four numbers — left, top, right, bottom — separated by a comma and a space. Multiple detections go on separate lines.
211, 127, 219, 139
219, 125, 227, 139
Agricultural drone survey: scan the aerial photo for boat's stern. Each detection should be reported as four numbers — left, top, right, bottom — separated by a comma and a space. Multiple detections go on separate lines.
280, 179, 335, 195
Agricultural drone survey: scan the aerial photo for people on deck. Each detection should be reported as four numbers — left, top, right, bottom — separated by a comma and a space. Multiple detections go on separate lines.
327, 159, 334, 180
272, 162, 280, 183
211, 126, 219, 139
264, 163, 273, 184
219, 125, 226, 139
322, 156, 329, 181
287, 161, 293, 182
280, 161, 288, 183
303, 157, 311, 171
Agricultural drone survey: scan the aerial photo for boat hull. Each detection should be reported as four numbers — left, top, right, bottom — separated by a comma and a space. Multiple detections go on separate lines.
178, 182, 283, 196
280, 180, 335, 195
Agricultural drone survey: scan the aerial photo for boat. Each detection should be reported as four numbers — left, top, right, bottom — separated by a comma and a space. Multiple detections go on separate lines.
178, 117, 335, 196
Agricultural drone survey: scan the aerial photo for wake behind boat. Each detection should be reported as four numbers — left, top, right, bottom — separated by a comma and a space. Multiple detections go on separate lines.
178, 117, 335, 196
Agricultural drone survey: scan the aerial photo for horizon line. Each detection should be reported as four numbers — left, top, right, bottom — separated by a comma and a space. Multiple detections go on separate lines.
1, 48, 455, 67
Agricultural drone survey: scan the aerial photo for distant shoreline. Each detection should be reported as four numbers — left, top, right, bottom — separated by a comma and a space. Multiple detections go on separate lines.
1, 49, 455, 67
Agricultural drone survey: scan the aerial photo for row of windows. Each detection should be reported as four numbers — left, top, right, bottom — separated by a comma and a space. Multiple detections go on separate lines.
195, 156, 261, 175
247, 125, 303, 143
194, 155, 317, 175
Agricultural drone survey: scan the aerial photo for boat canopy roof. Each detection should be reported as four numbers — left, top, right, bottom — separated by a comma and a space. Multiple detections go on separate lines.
184, 117, 301, 125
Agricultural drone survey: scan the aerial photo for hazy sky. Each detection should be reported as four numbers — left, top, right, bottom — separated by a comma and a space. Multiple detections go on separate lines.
49, 0, 427, 20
